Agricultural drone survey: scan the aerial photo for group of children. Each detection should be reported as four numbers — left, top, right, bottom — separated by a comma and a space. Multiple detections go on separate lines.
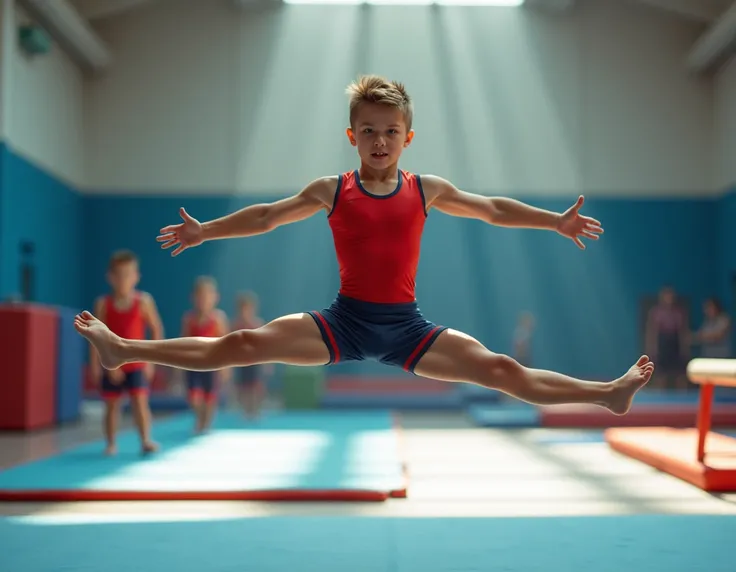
90, 249, 267, 456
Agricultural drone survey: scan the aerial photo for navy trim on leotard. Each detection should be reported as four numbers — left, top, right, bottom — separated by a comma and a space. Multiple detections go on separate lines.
415, 174, 428, 217
354, 169, 403, 199
327, 174, 343, 218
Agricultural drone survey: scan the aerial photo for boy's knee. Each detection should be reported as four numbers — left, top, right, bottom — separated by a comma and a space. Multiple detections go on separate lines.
488, 353, 520, 373
484, 354, 524, 387
221, 330, 259, 366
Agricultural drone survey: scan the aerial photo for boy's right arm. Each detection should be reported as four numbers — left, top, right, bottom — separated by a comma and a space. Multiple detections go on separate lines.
157, 177, 337, 256
203, 176, 337, 240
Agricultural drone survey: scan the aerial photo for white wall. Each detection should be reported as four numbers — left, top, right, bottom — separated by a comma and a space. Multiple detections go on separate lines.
715, 55, 736, 191
7, 3, 85, 188
84, 0, 714, 197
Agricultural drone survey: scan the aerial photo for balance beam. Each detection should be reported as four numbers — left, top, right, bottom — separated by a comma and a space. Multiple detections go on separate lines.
605, 358, 736, 492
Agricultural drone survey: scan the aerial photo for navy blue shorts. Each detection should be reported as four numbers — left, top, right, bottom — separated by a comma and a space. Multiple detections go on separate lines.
308, 294, 448, 374
186, 371, 217, 397
101, 369, 147, 400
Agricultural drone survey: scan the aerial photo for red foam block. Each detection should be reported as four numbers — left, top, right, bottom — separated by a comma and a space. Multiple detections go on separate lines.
0, 304, 59, 430
606, 427, 736, 492
540, 403, 736, 428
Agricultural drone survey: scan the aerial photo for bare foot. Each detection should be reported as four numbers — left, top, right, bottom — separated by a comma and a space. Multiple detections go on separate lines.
607, 355, 655, 415
74, 311, 126, 370
141, 441, 160, 455
104, 444, 118, 456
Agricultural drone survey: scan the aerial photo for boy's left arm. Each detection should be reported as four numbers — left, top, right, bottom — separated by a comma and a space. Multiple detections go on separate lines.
421, 175, 603, 250
141, 292, 165, 381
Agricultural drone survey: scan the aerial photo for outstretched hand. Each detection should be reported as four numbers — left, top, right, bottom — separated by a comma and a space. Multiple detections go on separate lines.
556, 195, 603, 250
156, 207, 203, 256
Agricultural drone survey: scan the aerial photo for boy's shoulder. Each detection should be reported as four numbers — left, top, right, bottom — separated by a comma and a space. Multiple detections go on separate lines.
136, 290, 156, 305
93, 294, 109, 311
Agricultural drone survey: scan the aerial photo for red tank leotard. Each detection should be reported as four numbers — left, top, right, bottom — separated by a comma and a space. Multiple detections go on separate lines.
185, 312, 220, 337
104, 293, 146, 372
328, 169, 427, 304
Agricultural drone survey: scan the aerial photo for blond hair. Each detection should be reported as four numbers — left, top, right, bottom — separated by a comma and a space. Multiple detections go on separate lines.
193, 275, 218, 292
108, 249, 138, 271
346, 75, 413, 130
237, 290, 259, 308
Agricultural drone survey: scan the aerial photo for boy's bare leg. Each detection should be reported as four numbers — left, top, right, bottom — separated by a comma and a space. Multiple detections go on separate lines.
130, 392, 159, 453
104, 398, 121, 456
202, 398, 217, 431
74, 311, 329, 371
414, 329, 654, 415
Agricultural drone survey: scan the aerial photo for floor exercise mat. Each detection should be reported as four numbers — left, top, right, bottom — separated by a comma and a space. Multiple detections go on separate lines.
0, 410, 407, 501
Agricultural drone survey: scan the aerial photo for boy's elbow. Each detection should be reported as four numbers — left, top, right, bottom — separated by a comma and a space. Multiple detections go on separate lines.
483, 199, 502, 225
259, 205, 280, 233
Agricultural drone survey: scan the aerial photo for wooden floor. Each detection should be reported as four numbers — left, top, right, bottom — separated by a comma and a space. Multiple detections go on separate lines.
1, 404, 735, 521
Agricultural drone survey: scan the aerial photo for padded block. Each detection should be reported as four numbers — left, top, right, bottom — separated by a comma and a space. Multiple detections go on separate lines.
55, 307, 84, 423
0, 304, 58, 430
467, 403, 541, 427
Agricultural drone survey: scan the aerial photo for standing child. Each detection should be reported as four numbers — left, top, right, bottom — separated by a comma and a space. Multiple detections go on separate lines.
231, 291, 268, 419
181, 276, 229, 433
90, 250, 163, 456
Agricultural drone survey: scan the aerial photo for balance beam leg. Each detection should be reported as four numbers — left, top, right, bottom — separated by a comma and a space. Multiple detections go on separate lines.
696, 383, 714, 463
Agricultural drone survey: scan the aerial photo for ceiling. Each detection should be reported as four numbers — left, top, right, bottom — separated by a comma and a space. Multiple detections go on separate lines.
66, 0, 734, 23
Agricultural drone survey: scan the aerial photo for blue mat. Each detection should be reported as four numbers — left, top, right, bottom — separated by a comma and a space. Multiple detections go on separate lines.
467, 403, 541, 427
0, 514, 732, 571
321, 392, 463, 410
531, 430, 607, 444
0, 410, 405, 500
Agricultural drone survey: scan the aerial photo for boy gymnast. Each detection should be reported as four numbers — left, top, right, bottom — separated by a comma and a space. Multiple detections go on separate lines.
90, 250, 163, 455
75, 75, 654, 415
181, 276, 229, 433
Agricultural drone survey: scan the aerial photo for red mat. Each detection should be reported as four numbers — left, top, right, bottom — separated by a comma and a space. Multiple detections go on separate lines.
606, 427, 736, 492
541, 403, 736, 428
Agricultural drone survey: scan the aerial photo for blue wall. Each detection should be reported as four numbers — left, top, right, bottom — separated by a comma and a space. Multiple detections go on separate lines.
84, 193, 721, 380
0, 144, 83, 309
717, 189, 736, 312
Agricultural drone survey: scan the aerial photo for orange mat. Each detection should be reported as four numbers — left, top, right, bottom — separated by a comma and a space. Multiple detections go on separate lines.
605, 427, 736, 492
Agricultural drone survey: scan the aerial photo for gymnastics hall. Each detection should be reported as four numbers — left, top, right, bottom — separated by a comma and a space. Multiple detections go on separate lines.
1, 0, 736, 570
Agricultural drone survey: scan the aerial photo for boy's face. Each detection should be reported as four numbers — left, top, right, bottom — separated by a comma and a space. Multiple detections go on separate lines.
347, 103, 414, 169
194, 284, 218, 312
239, 301, 255, 317
107, 261, 140, 295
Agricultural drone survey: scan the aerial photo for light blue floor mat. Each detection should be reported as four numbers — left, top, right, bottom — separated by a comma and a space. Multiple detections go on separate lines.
0, 514, 732, 571
0, 410, 405, 500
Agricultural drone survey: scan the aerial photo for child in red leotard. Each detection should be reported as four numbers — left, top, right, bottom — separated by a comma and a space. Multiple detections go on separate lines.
90, 250, 164, 455
181, 276, 229, 433
231, 291, 269, 419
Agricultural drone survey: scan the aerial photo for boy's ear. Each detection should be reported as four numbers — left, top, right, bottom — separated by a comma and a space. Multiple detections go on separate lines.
404, 130, 415, 147
346, 127, 357, 147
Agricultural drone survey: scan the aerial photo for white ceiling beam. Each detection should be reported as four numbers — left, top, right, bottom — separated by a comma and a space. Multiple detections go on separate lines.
686, 1, 736, 71
19, 0, 112, 72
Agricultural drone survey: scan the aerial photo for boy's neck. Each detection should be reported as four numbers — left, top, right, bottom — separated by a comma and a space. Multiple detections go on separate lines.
112, 290, 134, 300
358, 163, 398, 182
